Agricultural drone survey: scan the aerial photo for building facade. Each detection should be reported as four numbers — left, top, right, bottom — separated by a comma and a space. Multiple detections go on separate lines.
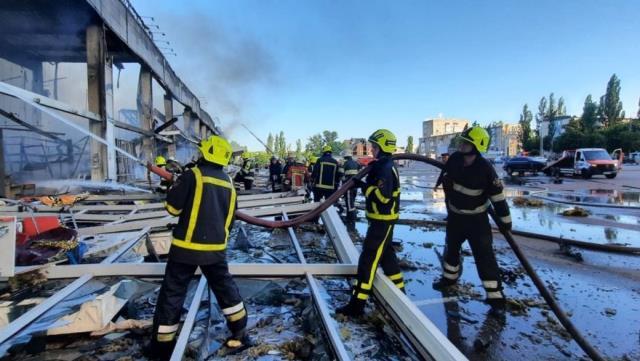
343, 138, 373, 157
486, 123, 521, 158
418, 118, 469, 158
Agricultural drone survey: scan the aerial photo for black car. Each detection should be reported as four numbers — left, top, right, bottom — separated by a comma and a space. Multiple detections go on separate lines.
503, 157, 546, 176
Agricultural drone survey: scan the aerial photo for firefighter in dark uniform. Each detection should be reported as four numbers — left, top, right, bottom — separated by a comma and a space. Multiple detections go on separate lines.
342, 150, 361, 220
337, 129, 404, 317
154, 156, 173, 194
432, 126, 512, 311
234, 153, 255, 190
268, 156, 282, 192
311, 145, 343, 202
147, 135, 249, 360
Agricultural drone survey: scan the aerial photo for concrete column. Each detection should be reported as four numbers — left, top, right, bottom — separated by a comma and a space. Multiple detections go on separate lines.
0, 129, 5, 197
164, 93, 176, 158
138, 66, 154, 163
86, 24, 107, 181
104, 56, 116, 179
183, 108, 193, 137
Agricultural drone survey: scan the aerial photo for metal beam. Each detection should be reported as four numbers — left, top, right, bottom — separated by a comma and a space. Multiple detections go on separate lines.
283, 212, 350, 361
17, 263, 357, 279
321, 207, 468, 361
170, 276, 207, 361
100, 227, 150, 264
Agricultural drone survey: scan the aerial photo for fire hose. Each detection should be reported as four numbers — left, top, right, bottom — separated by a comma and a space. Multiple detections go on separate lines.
148, 153, 605, 360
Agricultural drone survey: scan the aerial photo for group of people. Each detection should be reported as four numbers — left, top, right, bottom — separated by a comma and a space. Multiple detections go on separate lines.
146, 126, 512, 359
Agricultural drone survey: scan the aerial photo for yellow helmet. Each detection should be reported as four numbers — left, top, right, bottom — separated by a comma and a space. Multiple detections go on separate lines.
459, 126, 490, 153
241, 152, 250, 160
322, 145, 332, 153
368, 129, 397, 153
309, 156, 318, 164
155, 155, 167, 166
198, 135, 233, 166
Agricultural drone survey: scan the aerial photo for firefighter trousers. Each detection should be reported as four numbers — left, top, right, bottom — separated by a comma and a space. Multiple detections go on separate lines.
442, 213, 504, 300
352, 221, 405, 300
344, 186, 357, 219
151, 258, 247, 347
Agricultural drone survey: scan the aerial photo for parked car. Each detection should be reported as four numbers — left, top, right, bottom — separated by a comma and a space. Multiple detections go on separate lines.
542, 148, 617, 179
503, 157, 546, 176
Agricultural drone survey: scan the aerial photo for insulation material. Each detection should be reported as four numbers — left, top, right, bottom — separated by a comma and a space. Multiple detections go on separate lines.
46, 280, 136, 335
132, 231, 171, 256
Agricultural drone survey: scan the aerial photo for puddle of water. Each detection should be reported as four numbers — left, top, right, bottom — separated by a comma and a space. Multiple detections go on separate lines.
367, 222, 640, 361
542, 189, 640, 207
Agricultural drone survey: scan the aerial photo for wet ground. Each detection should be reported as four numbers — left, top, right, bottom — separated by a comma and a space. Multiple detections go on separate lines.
381, 162, 640, 360
345, 218, 640, 361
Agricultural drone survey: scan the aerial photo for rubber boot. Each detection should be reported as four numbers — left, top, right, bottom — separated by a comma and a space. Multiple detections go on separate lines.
486, 297, 506, 317
143, 340, 176, 361
432, 276, 457, 290
336, 297, 365, 317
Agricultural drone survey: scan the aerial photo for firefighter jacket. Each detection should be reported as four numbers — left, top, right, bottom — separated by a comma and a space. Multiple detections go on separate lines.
269, 161, 283, 178
343, 158, 361, 179
239, 160, 254, 181
286, 164, 309, 188
312, 153, 341, 191
363, 155, 400, 222
164, 162, 237, 264
440, 152, 511, 226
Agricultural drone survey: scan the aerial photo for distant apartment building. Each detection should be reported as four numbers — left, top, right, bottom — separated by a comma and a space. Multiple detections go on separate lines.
418, 118, 469, 158
343, 138, 373, 157
486, 123, 521, 157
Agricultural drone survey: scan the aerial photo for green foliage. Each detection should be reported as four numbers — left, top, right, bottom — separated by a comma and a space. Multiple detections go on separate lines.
295, 139, 303, 157
552, 120, 640, 153
580, 95, 599, 132
306, 130, 344, 155
557, 97, 566, 116
247, 151, 272, 167
518, 104, 533, 147
266, 133, 274, 152
406, 136, 414, 153
601, 74, 624, 126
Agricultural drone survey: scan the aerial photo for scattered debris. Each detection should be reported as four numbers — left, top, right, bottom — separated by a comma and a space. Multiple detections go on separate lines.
561, 207, 590, 217
512, 196, 544, 207
7, 269, 48, 292
557, 243, 584, 262
604, 308, 617, 316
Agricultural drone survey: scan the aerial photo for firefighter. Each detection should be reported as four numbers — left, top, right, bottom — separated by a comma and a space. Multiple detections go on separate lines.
281, 152, 295, 181
311, 145, 342, 203
337, 130, 403, 317
268, 156, 283, 192
432, 126, 511, 312
147, 135, 249, 360
283, 156, 309, 191
154, 156, 172, 194
234, 153, 255, 190
342, 150, 361, 220
307, 155, 317, 174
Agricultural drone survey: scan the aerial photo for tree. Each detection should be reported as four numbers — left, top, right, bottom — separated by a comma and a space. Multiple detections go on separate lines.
547, 93, 557, 120
295, 139, 302, 157
518, 104, 533, 148
557, 97, 566, 116
471, 120, 480, 127
601, 74, 624, 126
536, 96, 547, 126
581, 95, 599, 132
266, 132, 274, 153
305, 134, 324, 155
278, 131, 286, 159
406, 136, 414, 153
637, 97, 640, 119
273, 133, 280, 156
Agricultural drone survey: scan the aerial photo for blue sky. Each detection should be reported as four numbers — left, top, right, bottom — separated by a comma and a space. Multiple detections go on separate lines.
131, 0, 640, 150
